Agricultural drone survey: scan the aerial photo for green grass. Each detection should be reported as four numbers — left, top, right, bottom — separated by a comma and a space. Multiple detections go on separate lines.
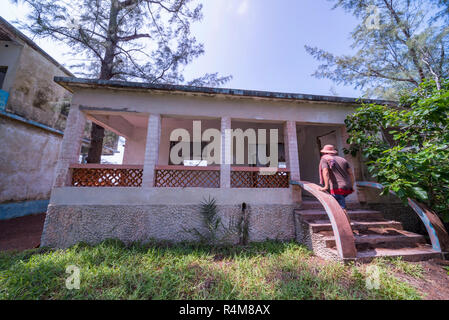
385, 257, 424, 279
0, 240, 422, 300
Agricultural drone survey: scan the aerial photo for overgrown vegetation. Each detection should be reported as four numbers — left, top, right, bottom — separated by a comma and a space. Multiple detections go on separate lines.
0, 240, 423, 300
345, 79, 449, 221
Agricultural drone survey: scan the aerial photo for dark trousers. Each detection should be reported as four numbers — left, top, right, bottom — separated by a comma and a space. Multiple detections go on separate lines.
332, 194, 348, 209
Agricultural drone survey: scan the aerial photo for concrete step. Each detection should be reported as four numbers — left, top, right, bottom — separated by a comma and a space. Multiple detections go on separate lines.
328, 244, 441, 262
354, 245, 442, 262
323, 229, 426, 249
296, 209, 384, 222
296, 201, 441, 263
300, 200, 366, 210
309, 220, 403, 233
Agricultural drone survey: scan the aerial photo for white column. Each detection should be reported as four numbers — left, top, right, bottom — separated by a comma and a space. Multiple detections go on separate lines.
142, 114, 161, 187
53, 104, 86, 187
284, 121, 300, 181
220, 116, 231, 188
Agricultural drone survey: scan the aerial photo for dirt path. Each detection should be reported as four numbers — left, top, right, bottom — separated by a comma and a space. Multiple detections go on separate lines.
0, 213, 46, 251
394, 259, 449, 300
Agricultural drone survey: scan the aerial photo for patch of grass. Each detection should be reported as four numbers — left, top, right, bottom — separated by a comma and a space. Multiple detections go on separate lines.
385, 257, 425, 279
445, 267, 449, 276
0, 240, 422, 300
364, 259, 422, 300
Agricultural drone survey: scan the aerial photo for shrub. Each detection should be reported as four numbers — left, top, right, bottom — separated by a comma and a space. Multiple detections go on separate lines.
345, 79, 449, 221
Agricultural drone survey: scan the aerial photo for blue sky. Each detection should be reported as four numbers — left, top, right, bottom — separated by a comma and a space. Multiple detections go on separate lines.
3, 0, 362, 97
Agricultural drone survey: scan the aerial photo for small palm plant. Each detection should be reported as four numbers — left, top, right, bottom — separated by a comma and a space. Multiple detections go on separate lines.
184, 196, 238, 245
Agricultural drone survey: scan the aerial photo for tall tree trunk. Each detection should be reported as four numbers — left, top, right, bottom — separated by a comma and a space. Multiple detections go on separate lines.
86, 123, 106, 163
86, 0, 120, 163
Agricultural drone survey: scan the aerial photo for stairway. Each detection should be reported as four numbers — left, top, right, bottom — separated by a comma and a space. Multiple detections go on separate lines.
294, 201, 442, 262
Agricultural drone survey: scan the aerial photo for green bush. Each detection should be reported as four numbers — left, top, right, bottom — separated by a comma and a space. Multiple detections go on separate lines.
345, 79, 449, 221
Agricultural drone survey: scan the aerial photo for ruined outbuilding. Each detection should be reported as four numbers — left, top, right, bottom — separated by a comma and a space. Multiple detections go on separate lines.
0, 17, 118, 219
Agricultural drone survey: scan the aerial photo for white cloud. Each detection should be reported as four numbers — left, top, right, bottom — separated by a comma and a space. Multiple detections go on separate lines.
237, 0, 249, 15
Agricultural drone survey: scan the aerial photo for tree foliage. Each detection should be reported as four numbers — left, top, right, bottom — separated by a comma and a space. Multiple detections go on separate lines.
12, 0, 231, 162
345, 79, 449, 221
306, 0, 449, 99
13, 0, 231, 85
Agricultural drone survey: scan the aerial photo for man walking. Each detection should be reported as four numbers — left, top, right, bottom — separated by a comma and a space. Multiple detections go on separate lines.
318, 145, 355, 214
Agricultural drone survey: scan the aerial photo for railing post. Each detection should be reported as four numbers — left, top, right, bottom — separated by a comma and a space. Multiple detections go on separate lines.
220, 116, 231, 188
142, 114, 161, 188
53, 104, 86, 187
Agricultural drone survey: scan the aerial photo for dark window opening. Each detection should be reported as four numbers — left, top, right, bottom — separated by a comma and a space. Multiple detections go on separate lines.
0, 67, 7, 90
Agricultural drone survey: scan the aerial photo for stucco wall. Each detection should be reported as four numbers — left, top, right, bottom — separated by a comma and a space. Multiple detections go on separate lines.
75, 88, 356, 125
0, 116, 62, 203
0, 40, 22, 92
49, 187, 295, 206
0, 37, 73, 207
6, 43, 72, 131
123, 127, 147, 165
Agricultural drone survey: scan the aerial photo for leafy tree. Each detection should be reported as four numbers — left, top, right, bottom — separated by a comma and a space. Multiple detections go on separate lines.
306, 0, 449, 99
12, 0, 231, 162
345, 79, 449, 221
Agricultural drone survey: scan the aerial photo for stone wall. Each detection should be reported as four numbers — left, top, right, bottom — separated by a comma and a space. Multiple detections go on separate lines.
0, 116, 62, 203
41, 187, 298, 248
41, 203, 297, 248
294, 214, 340, 261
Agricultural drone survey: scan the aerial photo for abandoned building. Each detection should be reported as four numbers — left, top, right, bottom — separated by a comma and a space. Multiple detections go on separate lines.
0, 16, 74, 219
40, 77, 449, 262
0, 17, 117, 220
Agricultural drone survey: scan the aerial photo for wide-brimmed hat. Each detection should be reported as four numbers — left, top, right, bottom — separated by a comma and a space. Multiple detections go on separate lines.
320, 144, 338, 154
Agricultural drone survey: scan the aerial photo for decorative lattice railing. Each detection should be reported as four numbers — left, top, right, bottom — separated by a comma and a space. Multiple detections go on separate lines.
154, 165, 220, 188
71, 164, 143, 187
70, 165, 289, 188
231, 167, 290, 188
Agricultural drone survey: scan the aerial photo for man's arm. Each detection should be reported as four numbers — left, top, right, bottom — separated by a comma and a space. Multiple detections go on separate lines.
319, 168, 330, 192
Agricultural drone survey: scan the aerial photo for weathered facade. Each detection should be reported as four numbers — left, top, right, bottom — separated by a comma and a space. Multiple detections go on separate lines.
0, 17, 125, 219
0, 17, 74, 219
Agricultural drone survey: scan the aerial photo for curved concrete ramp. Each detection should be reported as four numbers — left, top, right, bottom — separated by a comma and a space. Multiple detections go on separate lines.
290, 180, 357, 260
356, 181, 449, 253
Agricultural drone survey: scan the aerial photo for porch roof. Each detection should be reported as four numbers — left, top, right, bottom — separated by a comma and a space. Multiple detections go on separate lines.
54, 76, 397, 106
